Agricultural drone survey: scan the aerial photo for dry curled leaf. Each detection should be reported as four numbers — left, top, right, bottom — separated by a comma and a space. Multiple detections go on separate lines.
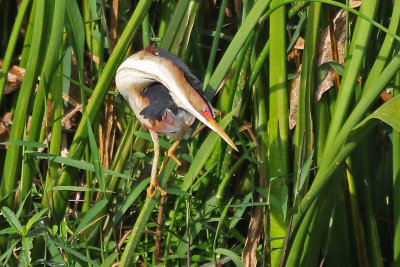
287, 37, 304, 66
315, 10, 347, 101
288, 0, 361, 129
289, 67, 301, 130
0, 112, 13, 149
4, 66, 25, 94
287, 37, 305, 130
350, 0, 361, 8
315, 0, 361, 101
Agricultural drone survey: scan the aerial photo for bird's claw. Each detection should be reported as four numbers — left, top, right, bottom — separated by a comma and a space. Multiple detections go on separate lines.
167, 149, 182, 166
147, 182, 167, 197
159, 147, 181, 174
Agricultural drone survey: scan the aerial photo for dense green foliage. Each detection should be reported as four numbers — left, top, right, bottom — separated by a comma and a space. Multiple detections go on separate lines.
0, 0, 399, 266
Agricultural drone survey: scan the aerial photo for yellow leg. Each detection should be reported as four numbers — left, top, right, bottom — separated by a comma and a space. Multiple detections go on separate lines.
147, 130, 167, 197
159, 123, 190, 174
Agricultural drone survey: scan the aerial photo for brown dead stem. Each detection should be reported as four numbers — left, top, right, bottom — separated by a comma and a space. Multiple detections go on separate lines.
155, 195, 166, 265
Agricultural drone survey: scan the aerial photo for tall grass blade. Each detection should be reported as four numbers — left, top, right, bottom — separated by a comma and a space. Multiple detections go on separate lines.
0, 0, 45, 208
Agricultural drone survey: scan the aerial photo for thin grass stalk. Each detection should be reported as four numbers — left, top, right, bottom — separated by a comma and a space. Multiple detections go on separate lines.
251, 49, 269, 265
345, 158, 369, 266
205, 0, 271, 99
190, 26, 205, 78
292, 1, 320, 201
323, 0, 378, 152
362, 0, 400, 97
142, 14, 150, 47
160, 0, 190, 51
354, 140, 383, 266
203, 0, 228, 88
44, 45, 64, 206
104, 119, 135, 197
285, 193, 321, 265
299, 183, 339, 266
268, 0, 289, 264
0, 0, 45, 208
46, 0, 153, 220
314, 95, 330, 165
0, 0, 31, 104
231, 35, 253, 111
20, 0, 65, 212
85, 1, 106, 214
82, 0, 101, 72
19, 0, 36, 68
175, 1, 200, 58
394, 66, 400, 267
82, 0, 101, 214
321, 183, 352, 265
215, 147, 254, 202
157, 0, 174, 38
248, 41, 270, 89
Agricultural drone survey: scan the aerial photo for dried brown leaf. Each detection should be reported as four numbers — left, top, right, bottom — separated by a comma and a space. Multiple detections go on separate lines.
4, 66, 25, 94
0, 112, 13, 149
350, 0, 361, 9
289, 67, 301, 130
288, 0, 360, 127
315, 2, 359, 101
294, 36, 305, 50
287, 37, 304, 63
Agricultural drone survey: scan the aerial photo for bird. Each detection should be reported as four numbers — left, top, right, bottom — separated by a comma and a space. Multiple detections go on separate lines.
115, 45, 237, 197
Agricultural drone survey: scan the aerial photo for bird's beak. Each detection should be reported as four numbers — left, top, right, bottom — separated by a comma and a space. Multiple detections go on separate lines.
203, 117, 238, 152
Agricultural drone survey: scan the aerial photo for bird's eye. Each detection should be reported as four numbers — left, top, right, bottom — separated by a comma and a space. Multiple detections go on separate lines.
202, 106, 207, 113
141, 88, 147, 94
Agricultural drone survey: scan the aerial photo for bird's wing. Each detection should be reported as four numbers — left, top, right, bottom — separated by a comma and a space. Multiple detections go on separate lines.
139, 83, 176, 121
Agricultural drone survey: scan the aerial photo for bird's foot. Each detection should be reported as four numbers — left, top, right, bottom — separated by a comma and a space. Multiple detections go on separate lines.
159, 147, 182, 174
147, 181, 167, 197
167, 148, 182, 166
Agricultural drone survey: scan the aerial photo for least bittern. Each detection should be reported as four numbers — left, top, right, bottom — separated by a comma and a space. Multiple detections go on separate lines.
115, 45, 237, 197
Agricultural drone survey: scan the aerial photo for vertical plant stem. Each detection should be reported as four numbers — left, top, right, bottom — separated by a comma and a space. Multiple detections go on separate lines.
345, 158, 369, 266
393, 67, 400, 267
205, 0, 271, 99
0, 0, 45, 208
292, 2, 320, 197
203, 0, 228, 88
323, 0, 379, 151
20, 0, 66, 211
268, 0, 289, 264
0, 0, 31, 103
44, 44, 64, 206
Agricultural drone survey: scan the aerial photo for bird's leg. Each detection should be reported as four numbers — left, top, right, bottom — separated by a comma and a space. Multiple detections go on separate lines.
159, 123, 190, 174
148, 130, 167, 197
